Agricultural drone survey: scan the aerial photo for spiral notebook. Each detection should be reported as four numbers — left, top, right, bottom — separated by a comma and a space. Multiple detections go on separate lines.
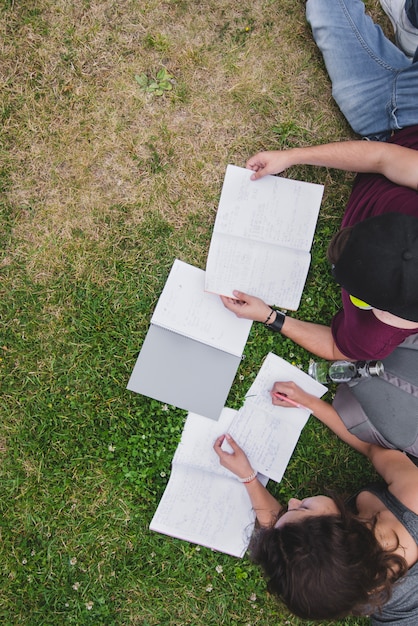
127, 259, 253, 420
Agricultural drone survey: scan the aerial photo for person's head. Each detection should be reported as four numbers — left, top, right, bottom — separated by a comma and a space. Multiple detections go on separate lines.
249, 495, 407, 620
327, 213, 418, 322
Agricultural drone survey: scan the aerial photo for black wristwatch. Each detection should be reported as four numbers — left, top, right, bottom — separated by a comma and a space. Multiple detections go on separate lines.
264, 309, 286, 333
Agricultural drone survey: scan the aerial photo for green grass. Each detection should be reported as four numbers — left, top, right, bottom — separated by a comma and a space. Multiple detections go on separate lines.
1, 0, 391, 623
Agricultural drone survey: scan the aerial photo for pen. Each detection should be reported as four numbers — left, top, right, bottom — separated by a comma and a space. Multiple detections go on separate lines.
272, 392, 311, 412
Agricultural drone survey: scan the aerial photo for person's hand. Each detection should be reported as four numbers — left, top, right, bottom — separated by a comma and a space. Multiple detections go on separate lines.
220, 290, 272, 322
270, 381, 313, 409
246, 150, 294, 180
213, 434, 254, 479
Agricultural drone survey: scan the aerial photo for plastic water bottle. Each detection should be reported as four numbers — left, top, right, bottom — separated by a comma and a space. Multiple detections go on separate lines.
328, 361, 358, 382
308, 360, 384, 384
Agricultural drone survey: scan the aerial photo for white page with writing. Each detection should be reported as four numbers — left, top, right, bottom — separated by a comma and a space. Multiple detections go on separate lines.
151, 259, 252, 357
150, 408, 268, 557
214, 164, 324, 249
223, 353, 327, 481
172, 408, 238, 478
205, 232, 310, 309
205, 165, 324, 310
173, 408, 270, 483
226, 402, 304, 483
150, 465, 256, 557
245, 352, 327, 414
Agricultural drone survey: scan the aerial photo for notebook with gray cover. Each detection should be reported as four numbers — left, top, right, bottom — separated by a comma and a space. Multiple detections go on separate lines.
127, 259, 252, 420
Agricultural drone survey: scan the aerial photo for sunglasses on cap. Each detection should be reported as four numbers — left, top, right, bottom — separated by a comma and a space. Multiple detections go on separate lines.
349, 295, 372, 310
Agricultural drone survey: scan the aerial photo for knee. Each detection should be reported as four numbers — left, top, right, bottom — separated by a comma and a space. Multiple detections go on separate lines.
306, 0, 329, 25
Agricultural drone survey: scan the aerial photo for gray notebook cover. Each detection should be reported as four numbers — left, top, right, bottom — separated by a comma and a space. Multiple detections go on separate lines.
127, 325, 241, 420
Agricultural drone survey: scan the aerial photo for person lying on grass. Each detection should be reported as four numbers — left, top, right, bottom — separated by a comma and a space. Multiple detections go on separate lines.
221, 0, 418, 362
214, 381, 418, 625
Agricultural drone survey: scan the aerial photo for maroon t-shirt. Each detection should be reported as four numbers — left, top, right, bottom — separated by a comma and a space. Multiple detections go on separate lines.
331, 125, 418, 360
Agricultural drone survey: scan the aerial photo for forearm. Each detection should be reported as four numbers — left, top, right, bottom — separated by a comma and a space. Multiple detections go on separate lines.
214, 433, 284, 527
282, 141, 418, 188
272, 384, 418, 489
283, 141, 380, 172
272, 382, 373, 457
244, 478, 283, 527
280, 315, 350, 360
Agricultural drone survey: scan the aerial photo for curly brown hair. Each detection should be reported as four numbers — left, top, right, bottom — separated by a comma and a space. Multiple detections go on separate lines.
249, 497, 407, 620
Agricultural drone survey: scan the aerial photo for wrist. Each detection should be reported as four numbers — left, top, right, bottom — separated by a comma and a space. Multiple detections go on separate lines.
264, 309, 286, 332
238, 469, 257, 484
263, 307, 275, 325
288, 147, 303, 168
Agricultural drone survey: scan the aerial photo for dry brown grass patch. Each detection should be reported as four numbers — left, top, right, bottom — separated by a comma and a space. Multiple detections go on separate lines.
2, 0, 382, 283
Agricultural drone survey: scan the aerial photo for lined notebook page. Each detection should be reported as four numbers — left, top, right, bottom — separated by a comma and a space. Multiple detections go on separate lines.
151, 259, 252, 357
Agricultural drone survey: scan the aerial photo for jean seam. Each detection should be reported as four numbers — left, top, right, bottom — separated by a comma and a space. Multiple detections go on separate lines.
338, 0, 403, 73
389, 72, 403, 130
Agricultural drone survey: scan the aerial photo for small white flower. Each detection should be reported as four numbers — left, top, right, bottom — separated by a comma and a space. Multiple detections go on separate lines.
31, 550, 36, 556
249, 593, 257, 602
160, 471, 166, 478
22, 559, 27, 565
161, 404, 169, 411
215, 565, 223, 574
72, 582, 80, 591
69, 557, 77, 566
85, 601, 94, 610
195, 546, 200, 552
65, 603, 69, 608
239, 374, 244, 381
205, 584, 213, 592
108, 444, 116, 452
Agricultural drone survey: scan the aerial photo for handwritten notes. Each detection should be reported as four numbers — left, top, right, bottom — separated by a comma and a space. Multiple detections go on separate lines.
150, 408, 268, 558
151, 259, 252, 356
223, 353, 327, 482
205, 165, 324, 310
150, 464, 257, 557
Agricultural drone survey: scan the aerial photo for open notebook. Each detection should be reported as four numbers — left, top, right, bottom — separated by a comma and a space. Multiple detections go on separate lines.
127, 259, 252, 420
205, 164, 324, 310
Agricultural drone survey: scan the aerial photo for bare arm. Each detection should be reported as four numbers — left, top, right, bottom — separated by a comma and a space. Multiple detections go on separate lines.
280, 316, 349, 360
247, 141, 418, 189
213, 434, 282, 527
271, 381, 372, 456
220, 291, 350, 360
272, 382, 418, 513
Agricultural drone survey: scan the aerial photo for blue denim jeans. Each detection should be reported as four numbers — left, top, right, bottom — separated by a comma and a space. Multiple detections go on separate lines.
306, 0, 418, 140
